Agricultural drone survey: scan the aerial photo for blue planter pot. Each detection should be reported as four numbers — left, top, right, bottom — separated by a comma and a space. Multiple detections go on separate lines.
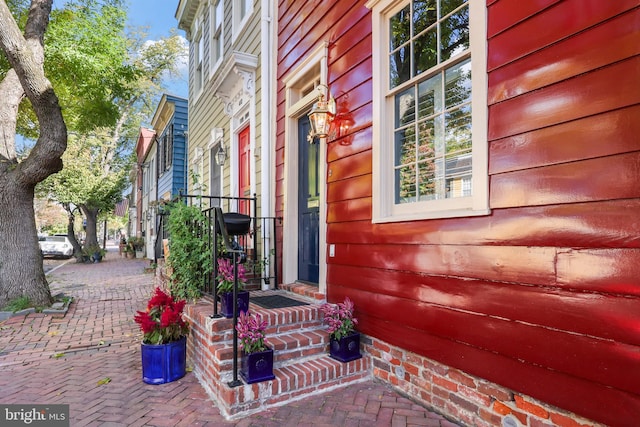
329, 332, 362, 363
220, 290, 250, 318
141, 336, 187, 385
240, 347, 275, 384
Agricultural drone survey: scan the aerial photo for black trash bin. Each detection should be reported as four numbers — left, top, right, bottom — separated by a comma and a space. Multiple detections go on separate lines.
218, 212, 251, 236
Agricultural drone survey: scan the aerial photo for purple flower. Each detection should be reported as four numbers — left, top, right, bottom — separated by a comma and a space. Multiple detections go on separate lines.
236, 311, 269, 354
216, 258, 247, 293
320, 297, 357, 340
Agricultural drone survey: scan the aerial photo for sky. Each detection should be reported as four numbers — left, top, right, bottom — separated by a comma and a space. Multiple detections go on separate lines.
127, 0, 180, 39
15, 1, 188, 149
126, 0, 189, 97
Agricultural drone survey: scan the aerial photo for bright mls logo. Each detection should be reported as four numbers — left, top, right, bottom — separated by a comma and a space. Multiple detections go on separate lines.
1, 405, 69, 426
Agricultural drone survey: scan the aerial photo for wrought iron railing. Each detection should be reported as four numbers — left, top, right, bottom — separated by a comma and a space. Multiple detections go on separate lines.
154, 193, 282, 386
154, 192, 281, 296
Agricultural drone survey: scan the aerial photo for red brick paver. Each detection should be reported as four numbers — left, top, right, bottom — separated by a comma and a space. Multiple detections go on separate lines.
0, 247, 459, 426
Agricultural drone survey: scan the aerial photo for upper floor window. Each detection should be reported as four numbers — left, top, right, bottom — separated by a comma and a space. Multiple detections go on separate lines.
157, 126, 174, 177
193, 14, 204, 95
233, 0, 253, 42
211, 0, 223, 71
368, 0, 488, 222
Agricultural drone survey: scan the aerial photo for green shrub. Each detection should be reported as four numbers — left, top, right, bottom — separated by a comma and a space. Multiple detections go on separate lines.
166, 201, 212, 301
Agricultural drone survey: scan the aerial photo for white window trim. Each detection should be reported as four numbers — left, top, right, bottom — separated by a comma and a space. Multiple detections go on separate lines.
232, 0, 253, 44
192, 10, 205, 103
368, 0, 489, 223
209, 0, 224, 77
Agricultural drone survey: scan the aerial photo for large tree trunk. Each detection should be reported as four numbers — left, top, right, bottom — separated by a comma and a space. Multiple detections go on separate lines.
0, 0, 66, 308
0, 177, 51, 306
80, 205, 99, 250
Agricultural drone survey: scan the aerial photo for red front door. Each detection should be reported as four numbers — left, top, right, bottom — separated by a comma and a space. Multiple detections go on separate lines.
238, 126, 251, 215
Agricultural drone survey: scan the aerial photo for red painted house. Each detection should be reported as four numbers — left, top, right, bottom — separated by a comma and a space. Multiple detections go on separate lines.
275, 0, 640, 425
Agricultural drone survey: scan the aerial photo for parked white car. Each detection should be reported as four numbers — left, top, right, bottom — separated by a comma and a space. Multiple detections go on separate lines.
39, 235, 73, 259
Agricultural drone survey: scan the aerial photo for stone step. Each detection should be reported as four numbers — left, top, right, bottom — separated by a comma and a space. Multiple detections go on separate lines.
214, 328, 329, 371
190, 291, 327, 344
278, 282, 326, 303
185, 289, 370, 420
216, 353, 370, 419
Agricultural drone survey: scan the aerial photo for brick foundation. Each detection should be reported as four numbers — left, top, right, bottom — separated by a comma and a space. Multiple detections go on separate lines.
364, 337, 603, 427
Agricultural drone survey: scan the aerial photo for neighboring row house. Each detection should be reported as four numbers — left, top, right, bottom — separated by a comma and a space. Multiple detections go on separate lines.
134, 94, 188, 259
176, 0, 274, 222
175, 0, 640, 425
132, 127, 155, 242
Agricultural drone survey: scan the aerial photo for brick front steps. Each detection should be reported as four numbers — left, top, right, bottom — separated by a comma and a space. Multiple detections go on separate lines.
184, 289, 370, 419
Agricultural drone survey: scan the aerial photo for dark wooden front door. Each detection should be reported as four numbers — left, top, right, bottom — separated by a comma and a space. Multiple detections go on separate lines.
298, 115, 320, 284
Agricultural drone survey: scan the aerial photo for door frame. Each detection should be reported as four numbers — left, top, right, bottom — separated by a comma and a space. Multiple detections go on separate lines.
282, 42, 329, 292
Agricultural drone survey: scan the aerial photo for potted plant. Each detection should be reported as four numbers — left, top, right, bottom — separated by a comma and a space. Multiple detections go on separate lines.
130, 236, 145, 258
244, 249, 273, 290
236, 311, 275, 384
134, 287, 189, 384
320, 297, 362, 362
216, 257, 249, 318
81, 245, 106, 263
125, 240, 136, 259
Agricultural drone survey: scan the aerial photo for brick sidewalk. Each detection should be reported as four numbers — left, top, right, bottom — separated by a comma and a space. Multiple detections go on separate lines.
0, 248, 460, 427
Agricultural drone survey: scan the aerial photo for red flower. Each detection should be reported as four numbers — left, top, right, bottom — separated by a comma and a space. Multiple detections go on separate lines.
134, 311, 157, 334
160, 307, 182, 328
147, 287, 171, 310
134, 287, 189, 344
172, 299, 186, 314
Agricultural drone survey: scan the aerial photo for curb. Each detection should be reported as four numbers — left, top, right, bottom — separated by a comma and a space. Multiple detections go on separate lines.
0, 294, 73, 320
0, 308, 35, 321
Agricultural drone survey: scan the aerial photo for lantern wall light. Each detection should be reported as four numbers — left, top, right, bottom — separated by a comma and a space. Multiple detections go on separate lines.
307, 84, 336, 143
215, 143, 227, 166
212, 128, 227, 166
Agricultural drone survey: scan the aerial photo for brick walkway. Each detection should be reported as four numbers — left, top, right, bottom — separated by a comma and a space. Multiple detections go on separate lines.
0, 247, 460, 427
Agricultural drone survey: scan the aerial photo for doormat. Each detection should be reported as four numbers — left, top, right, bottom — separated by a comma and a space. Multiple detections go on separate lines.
251, 295, 309, 309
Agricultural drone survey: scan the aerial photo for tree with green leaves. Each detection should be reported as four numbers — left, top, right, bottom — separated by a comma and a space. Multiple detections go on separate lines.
0, 0, 186, 306
0, 0, 66, 307
40, 27, 187, 257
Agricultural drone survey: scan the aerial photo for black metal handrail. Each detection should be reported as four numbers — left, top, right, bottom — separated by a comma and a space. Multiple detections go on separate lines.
159, 193, 282, 387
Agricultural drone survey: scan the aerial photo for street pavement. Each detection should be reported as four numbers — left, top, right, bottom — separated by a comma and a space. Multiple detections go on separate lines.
0, 246, 460, 427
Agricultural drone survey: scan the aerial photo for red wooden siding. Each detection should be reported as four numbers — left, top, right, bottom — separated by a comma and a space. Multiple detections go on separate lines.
275, 1, 640, 425
487, 0, 638, 71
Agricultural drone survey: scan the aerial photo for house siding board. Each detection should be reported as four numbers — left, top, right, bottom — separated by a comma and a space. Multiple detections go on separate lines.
486, 0, 638, 71
274, 1, 640, 425
488, 56, 640, 141
326, 200, 640, 249
490, 152, 640, 208
490, 104, 640, 175
488, 8, 640, 105
328, 263, 640, 347
327, 174, 372, 204
487, 0, 562, 38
